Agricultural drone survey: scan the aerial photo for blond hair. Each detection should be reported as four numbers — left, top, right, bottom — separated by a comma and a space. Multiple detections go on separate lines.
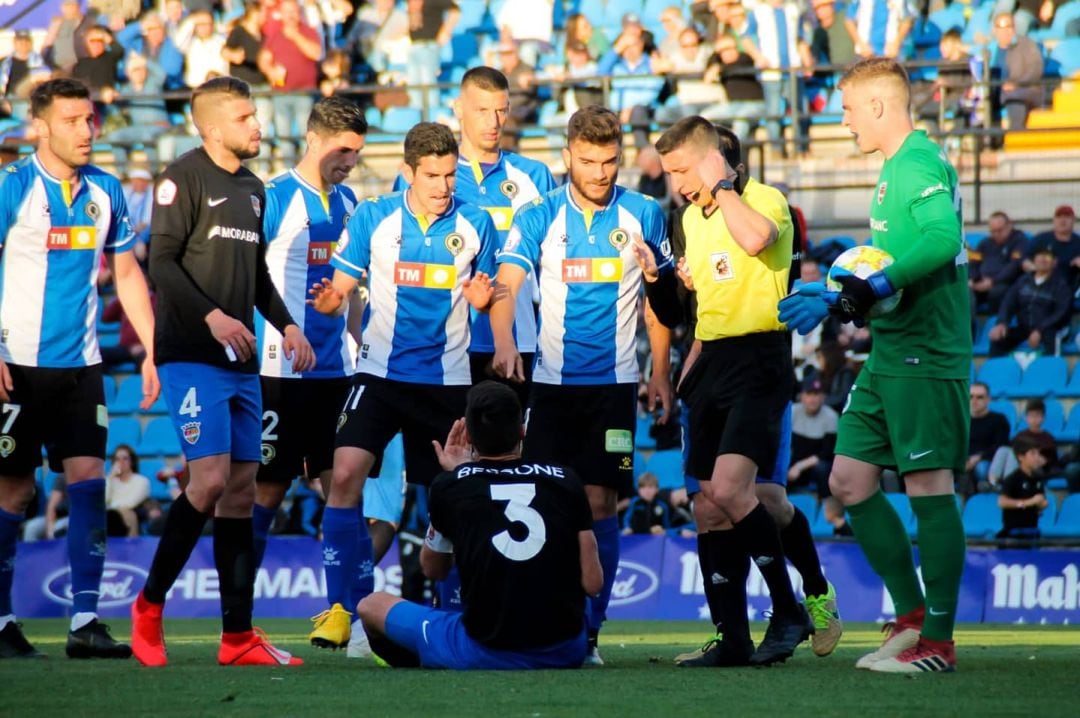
838, 57, 911, 107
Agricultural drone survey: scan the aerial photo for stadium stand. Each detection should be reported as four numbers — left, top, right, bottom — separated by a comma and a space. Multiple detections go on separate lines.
136, 417, 182, 458
977, 357, 1023, 399
1005, 356, 1069, 398
962, 493, 1003, 539
105, 417, 141, 456
1044, 493, 1080, 537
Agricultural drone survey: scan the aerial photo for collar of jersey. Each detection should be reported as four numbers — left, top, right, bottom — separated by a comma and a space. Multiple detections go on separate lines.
564, 182, 617, 217
32, 153, 81, 188
402, 190, 457, 227
288, 168, 334, 199
459, 150, 504, 185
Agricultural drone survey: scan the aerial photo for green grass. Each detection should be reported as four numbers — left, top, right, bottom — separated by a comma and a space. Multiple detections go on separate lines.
3, 620, 1077, 717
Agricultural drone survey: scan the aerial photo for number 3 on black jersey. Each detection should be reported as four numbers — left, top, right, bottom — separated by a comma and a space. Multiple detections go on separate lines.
490, 483, 547, 561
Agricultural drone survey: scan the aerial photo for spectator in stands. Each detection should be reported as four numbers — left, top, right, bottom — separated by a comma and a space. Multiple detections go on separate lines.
1, 30, 50, 126
598, 22, 665, 149
106, 445, 152, 537
622, 473, 671, 535
701, 32, 767, 142
259, 0, 322, 163
495, 0, 555, 67
100, 288, 156, 371
636, 146, 672, 212
179, 10, 229, 88
345, 0, 410, 77
1024, 205, 1080, 287
22, 474, 69, 542
996, 435, 1048, 539
1013, 399, 1061, 473
792, 261, 830, 379
751, 0, 813, 154
809, 0, 855, 69
788, 375, 838, 496
810, 340, 856, 414
116, 11, 186, 91
657, 6, 691, 60
564, 13, 611, 62
495, 40, 540, 151
101, 52, 170, 176
990, 12, 1044, 134
990, 245, 1071, 356
966, 381, 1012, 495
655, 27, 726, 123
123, 168, 154, 257
43, 0, 91, 73
916, 29, 980, 133
844, 0, 914, 59
223, 1, 274, 155
970, 210, 1028, 313
544, 41, 602, 115
162, 0, 187, 40
406, 0, 460, 120
319, 48, 352, 97
73, 26, 125, 93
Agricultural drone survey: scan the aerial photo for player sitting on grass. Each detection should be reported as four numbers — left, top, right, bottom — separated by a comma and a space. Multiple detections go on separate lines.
356, 381, 603, 670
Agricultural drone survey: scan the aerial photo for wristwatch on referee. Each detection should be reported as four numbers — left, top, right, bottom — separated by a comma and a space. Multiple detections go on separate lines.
711, 177, 736, 195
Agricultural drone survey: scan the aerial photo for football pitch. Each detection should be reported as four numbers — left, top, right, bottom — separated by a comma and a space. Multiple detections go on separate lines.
4, 620, 1076, 717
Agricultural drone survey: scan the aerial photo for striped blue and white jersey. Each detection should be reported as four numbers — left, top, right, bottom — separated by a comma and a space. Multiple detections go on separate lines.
0, 155, 134, 368
393, 151, 555, 353
846, 0, 915, 56
498, 184, 672, 386
331, 192, 497, 386
258, 170, 358, 379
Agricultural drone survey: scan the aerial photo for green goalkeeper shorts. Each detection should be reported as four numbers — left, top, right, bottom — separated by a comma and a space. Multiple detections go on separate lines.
834, 368, 969, 476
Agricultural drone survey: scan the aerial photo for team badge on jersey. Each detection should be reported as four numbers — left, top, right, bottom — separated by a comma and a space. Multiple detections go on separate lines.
337, 413, 347, 432
156, 179, 177, 206
260, 443, 275, 465
877, 182, 888, 205
251, 194, 262, 218
181, 421, 201, 445
500, 179, 518, 199
0, 435, 15, 458
445, 232, 465, 256
711, 252, 734, 282
609, 228, 629, 250
85, 201, 100, 221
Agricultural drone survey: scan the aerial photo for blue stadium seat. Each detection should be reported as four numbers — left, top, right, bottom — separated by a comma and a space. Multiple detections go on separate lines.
961, 493, 1002, 538
364, 106, 382, 132
788, 493, 818, 524
381, 107, 423, 135
964, 231, 988, 248
106, 417, 141, 455
137, 417, 181, 457
646, 449, 684, 490
1060, 403, 1080, 443
1046, 477, 1068, 491
1005, 356, 1068, 398
1049, 38, 1080, 78
962, 2, 994, 46
602, 0, 643, 28
441, 32, 479, 66
988, 399, 1017, 430
928, 4, 965, 34
1057, 363, 1080, 398
1039, 490, 1059, 534
885, 492, 916, 535
109, 376, 145, 414
976, 356, 1021, 398
454, 0, 488, 32
103, 374, 117, 405
1047, 1, 1080, 40
635, 415, 656, 449
99, 329, 121, 349
1043, 493, 1080, 538
972, 317, 998, 356
810, 507, 835, 538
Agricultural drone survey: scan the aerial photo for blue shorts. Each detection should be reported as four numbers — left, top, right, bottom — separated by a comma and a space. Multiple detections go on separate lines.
384, 600, 586, 670
363, 433, 405, 524
158, 362, 262, 462
684, 401, 792, 495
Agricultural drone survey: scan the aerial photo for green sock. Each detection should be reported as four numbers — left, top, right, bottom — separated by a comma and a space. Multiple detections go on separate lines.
911, 494, 966, 641
846, 490, 924, 617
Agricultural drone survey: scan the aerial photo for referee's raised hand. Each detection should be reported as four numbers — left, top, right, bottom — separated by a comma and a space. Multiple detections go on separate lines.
205, 308, 256, 362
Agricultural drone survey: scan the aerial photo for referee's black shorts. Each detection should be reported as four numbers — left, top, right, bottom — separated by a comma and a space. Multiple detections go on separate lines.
678, 331, 793, 482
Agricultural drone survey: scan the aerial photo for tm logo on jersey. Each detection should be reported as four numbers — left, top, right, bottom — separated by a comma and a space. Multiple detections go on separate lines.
47, 226, 97, 250
562, 258, 622, 283
394, 261, 457, 289
308, 242, 333, 265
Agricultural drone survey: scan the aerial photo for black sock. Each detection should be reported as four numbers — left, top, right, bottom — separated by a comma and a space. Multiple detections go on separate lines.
733, 504, 798, 616
704, 529, 751, 646
368, 630, 421, 668
779, 507, 828, 597
696, 533, 721, 628
144, 493, 210, 604
214, 517, 255, 634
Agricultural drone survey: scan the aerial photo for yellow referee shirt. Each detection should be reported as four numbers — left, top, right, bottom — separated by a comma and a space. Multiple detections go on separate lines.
682, 177, 793, 340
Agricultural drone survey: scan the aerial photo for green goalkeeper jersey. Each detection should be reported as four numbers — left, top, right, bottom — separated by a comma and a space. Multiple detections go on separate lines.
866, 130, 972, 380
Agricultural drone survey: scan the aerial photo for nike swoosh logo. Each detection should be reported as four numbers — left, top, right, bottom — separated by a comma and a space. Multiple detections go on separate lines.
208, 197, 228, 207
908, 450, 934, 460
421, 620, 430, 643
928, 608, 949, 616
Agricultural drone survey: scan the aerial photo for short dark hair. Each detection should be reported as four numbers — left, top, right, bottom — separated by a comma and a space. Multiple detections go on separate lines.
988, 211, 1011, 224
31, 78, 91, 118
567, 105, 622, 147
715, 124, 743, 170
655, 115, 717, 156
970, 381, 990, 396
942, 28, 962, 42
112, 444, 140, 473
461, 66, 509, 93
192, 75, 251, 113
1026, 398, 1046, 415
465, 381, 522, 455
308, 96, 368, 136
403, 122, 458, 169
1012, 434, 1041, 458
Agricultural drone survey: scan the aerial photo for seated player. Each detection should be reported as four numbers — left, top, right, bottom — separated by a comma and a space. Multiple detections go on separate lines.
356, 381, 603, 670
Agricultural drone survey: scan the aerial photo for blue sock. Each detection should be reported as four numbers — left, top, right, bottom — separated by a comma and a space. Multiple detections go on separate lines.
66, 478, 107, 616
322, 507, 359, 608
0, 507, 22, 616
252, 502, 277, 570
587, 516, 620, 634
349, 514, 374, 616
